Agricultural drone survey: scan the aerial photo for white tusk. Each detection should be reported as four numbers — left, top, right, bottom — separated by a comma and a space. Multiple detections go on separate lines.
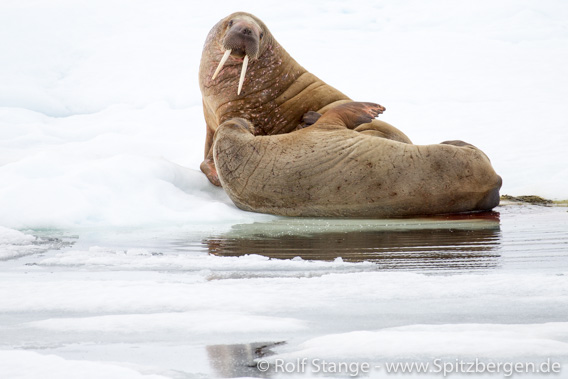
237, 55, 249, 95
212, 49, 231, 80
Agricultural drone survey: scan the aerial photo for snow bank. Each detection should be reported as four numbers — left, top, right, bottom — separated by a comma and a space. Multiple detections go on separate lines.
269, 323, 568, 362
0, 350, 169, 379
26, 312, 305, 335
0, 104, 271, 229
2, 268, 566, 319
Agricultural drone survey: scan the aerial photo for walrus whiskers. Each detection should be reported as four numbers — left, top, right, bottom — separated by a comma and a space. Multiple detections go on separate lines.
237, 55, 249, 95
212, 49, 231, 80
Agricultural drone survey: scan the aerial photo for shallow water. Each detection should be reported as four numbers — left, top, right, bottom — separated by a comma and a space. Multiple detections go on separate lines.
1, 204, 567, 378
24, 203, 565, 274
205, 214, 502, 271
213, 205, 567, 273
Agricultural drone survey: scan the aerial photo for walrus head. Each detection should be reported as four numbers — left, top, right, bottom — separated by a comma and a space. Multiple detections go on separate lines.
210, 12, 269, 95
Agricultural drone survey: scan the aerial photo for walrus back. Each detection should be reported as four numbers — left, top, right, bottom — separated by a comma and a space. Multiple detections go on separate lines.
214, 123, 502, 217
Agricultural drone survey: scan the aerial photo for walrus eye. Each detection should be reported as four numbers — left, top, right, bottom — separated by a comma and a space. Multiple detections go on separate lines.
259, 32, 264, 39
228, 20, 234, 27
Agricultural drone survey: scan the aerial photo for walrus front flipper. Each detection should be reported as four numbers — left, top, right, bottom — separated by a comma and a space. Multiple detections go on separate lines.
314, 102, 386, 130
302, 111, 322, 126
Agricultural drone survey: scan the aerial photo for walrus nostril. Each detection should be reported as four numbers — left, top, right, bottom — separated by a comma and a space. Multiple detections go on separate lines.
241, 27, 252, 35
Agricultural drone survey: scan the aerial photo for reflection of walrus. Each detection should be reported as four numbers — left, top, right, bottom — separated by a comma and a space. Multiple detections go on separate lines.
199, 11, 410, 186
213, 102, 502, 217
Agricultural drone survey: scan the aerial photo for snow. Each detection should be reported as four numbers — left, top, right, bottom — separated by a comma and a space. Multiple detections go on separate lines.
0, 350, 170, 379
271, 323, 568, 360
1, 0, 568, 378
0, 226, 37, 260
0, 226, 70, 260
1, 0, 567, 230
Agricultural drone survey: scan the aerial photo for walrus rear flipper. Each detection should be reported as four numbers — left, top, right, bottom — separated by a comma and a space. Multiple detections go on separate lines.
200, 155, 221, 187
314, 102, 386, 130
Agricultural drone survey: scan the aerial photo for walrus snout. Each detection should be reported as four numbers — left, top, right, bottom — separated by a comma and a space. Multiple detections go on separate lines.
210, 18, 263, 95
223, 20, 261, 59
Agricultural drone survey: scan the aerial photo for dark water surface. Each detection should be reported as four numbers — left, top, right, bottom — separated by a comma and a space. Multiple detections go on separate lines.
201, 204, 567, 273
206, 216, 501, 271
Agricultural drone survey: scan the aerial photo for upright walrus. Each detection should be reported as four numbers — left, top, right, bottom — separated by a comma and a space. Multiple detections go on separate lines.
213, 102, 502, 217
199, 11, 410, 186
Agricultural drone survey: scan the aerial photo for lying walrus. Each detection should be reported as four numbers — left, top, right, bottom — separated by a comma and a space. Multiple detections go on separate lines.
213, 102, 502, 217
199, 11, 411, 186
200, 12, 502, 217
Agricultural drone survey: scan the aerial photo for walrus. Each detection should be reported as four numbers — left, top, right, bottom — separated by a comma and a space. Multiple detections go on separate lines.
199, 11, 411, 186
213, 102, 502, 217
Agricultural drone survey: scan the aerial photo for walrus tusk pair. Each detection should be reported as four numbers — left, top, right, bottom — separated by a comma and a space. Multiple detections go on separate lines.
211, 49, 249, 95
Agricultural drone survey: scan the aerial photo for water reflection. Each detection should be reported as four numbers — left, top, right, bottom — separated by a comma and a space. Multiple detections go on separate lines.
205, 212, 502, 271
207, 342, 284, 378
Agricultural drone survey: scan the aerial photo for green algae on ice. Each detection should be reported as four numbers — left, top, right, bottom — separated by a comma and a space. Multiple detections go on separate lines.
501, 195, 553, 205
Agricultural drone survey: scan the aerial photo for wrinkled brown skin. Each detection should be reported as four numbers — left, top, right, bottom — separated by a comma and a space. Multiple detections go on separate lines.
213, 102, 502, 218
199, 12, 411, 186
